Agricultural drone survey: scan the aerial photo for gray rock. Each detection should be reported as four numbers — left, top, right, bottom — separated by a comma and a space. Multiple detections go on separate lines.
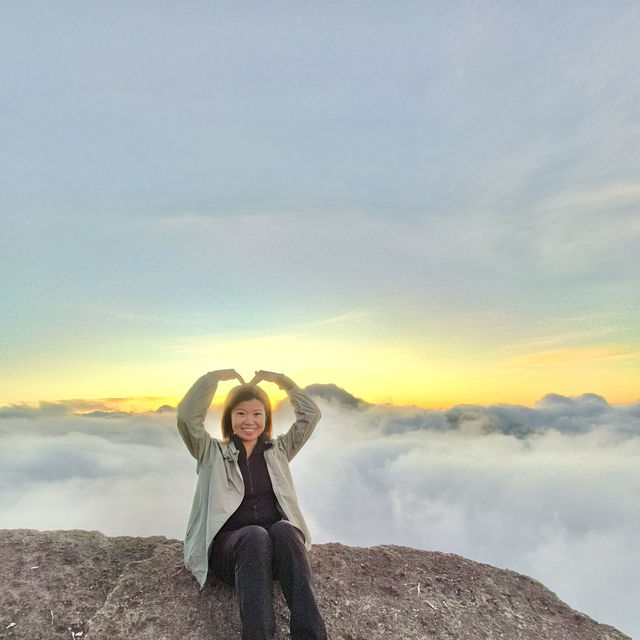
0, 529, 629, 640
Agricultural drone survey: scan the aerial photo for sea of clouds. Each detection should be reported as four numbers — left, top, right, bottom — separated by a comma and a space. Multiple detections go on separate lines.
1, 390, 638, 638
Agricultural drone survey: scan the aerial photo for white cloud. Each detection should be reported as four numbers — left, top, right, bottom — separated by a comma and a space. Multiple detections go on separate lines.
1, 392, 638, 637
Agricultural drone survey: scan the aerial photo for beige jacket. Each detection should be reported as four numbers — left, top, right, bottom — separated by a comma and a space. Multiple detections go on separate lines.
177, 371, 321, 587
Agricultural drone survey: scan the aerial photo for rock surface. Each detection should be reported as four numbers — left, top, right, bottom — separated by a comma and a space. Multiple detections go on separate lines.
0, 529, 629, 640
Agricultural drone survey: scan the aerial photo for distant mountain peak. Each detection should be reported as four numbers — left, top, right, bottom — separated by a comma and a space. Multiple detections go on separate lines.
304, 383, 369, 409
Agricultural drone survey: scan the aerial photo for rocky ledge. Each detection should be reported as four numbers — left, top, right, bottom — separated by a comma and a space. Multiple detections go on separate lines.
0, 529, 629, 640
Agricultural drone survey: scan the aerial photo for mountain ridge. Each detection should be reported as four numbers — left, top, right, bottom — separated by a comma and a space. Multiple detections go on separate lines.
304, 383, 370, 409
0, 529, 629, 640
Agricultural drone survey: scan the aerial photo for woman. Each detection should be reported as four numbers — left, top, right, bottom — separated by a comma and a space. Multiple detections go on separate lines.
177, 368, 327, 640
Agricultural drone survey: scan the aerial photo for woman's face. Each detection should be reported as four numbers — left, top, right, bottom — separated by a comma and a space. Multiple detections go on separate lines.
231, 398, 267, 446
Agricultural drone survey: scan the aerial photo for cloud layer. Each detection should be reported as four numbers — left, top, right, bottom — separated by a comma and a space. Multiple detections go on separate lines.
1, 392, 638, 637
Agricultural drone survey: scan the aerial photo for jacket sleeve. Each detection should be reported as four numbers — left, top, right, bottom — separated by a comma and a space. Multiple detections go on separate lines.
176, 372, 219, 468
277, 385, 322, 462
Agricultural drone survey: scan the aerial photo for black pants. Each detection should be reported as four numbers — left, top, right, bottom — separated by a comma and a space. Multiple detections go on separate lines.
209, 521, 327, 640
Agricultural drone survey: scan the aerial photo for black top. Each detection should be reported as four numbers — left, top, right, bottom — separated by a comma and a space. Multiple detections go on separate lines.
218, 436, 282, 534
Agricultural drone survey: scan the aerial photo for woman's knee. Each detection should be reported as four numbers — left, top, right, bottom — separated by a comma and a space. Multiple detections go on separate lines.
269, 520, 306, 547
235, 525, 273, 555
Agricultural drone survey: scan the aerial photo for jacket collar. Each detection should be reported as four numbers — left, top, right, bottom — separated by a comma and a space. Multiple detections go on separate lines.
221, 439, 240, 461
222, 436, 273, 461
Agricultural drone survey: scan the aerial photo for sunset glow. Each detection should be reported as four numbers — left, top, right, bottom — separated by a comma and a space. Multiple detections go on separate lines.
2, 4, 640, 637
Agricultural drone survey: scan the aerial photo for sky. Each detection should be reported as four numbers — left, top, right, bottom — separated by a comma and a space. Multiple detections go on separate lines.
1, 392, 638, 637
2, 1, 639, 409
1, 1, 639, 636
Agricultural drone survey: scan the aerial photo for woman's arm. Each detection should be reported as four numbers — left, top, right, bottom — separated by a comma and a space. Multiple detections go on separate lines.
250, 370, 321, 461
177, 369, 244, 465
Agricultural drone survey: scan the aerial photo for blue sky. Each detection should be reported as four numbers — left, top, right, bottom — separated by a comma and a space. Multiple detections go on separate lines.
2, 1, 639, 406
2, 4, 640, 636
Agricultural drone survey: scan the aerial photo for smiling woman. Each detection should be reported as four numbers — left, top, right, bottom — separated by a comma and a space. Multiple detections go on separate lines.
176, 368, 327, 640
222, 384, 272, 457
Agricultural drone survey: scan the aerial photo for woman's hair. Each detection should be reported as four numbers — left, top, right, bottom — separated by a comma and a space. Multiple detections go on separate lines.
221, 384, 273, 443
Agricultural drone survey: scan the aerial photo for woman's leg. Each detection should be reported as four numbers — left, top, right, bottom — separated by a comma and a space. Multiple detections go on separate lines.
268, 521, 327, 640
209, 525, 276, 640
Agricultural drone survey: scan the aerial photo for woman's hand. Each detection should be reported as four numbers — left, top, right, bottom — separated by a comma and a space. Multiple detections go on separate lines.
210, 369, 245, 384
250, 370, 295, 390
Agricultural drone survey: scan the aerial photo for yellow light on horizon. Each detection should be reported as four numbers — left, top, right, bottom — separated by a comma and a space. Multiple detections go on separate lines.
1, 331, 638, 410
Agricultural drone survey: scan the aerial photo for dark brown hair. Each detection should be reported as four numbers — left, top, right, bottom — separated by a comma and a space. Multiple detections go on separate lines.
221, 384, 273, 443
